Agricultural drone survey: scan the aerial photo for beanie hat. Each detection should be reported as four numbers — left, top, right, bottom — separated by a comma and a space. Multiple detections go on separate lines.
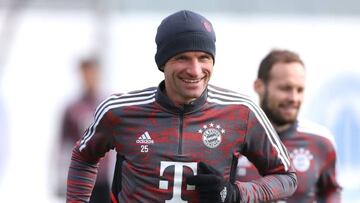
155, 10, 216, 71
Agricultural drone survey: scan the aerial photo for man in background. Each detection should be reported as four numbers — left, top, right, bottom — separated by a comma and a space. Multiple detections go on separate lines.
57, 57, 112, 203
237, 49, 342, 202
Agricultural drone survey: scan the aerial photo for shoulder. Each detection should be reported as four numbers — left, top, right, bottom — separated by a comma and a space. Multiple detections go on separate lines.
297, 119, 336, 149
105, 86, 156, 104
95, 86, 157, 114
207, 84, 270, 121
63, 97, 83, 116
207, 84, 256, 106
207, 84, 267, 117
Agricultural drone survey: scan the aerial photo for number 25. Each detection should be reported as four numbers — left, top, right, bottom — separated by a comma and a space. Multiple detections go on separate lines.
141, 145, 148, 153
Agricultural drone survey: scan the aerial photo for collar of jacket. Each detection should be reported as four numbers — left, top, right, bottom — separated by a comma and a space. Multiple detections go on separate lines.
278, 120, 298, 139
155, 80, 207, 114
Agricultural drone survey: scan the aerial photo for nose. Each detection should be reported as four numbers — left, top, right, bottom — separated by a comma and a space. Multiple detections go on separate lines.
186, 58, 202, 76
287, 89, 303, 103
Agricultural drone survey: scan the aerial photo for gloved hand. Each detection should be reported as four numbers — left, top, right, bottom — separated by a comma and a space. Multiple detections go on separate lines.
186, 162, 240, 203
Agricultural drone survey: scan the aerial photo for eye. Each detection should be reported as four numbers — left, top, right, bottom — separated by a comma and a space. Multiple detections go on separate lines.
297, 87, 304, 94
279, 85, 292, 92
171, 53, 191, 62
199, 54, 212, 62
173, 55, 187, 61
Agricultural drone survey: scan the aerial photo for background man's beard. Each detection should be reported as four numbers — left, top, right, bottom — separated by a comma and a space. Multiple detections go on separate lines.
260, 99, 297, 127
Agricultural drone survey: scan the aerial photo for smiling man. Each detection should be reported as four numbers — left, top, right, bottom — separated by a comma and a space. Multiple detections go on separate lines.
236, 49, 342, 202
66, 11, 297, 203
163, 51, 213, 105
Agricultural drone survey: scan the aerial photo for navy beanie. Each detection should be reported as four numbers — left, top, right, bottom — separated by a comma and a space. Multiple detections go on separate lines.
155, 10, 216, 71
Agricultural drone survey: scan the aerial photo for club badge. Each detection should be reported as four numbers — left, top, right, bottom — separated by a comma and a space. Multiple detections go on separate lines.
289, 148, 314, 172
198, 123, 225, 148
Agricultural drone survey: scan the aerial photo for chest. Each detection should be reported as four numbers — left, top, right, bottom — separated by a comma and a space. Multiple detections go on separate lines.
282, 136, 327, 194
111, 107, 247, 170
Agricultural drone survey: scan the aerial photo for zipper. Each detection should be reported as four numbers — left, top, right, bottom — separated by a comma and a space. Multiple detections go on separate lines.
178, 112, 184, 154
230, 152, 240, 183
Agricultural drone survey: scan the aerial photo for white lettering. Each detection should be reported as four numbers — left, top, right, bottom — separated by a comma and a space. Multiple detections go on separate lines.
159, 161, 197, 203
136, 140, 154, 144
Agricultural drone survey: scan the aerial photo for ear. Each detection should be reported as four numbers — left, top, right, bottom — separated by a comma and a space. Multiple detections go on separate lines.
254, 79, 265, 96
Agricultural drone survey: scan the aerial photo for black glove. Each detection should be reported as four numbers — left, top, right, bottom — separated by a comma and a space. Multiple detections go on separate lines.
186, 162, 240, 203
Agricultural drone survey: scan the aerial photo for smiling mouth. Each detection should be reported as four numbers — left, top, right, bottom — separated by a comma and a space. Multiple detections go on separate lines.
280, 105, 299, 113
182, 78, 201, 83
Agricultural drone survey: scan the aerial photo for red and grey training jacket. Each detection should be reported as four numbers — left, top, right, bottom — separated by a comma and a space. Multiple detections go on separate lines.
67, 81, 297, 203
237, 120, 342, 203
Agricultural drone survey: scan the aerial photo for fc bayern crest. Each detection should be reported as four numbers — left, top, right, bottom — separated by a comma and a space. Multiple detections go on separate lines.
289, 148, 313, 172
198, 123, 225, 148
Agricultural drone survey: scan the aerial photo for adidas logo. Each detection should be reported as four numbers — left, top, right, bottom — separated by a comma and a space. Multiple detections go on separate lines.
136, 131, 154, 144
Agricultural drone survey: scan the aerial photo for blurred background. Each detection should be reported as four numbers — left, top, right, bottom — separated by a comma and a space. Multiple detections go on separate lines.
0, 0, 359, 202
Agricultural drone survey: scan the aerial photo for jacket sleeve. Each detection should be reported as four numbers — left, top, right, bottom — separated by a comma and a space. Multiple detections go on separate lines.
66, 149, 98, 203
236, 108, 297, 202
66, 109, 115, 203
236, 173, 297, 202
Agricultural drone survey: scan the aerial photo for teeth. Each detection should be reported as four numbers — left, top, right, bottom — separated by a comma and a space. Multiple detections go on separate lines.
183, 79, 200, 83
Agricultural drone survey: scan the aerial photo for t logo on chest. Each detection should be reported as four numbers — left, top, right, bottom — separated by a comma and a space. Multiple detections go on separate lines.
159, 161, 197, 203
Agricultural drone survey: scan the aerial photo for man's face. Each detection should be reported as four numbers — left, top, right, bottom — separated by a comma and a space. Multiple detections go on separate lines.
163, 51, 213, 106
82, 64, 100, 93
259, 62, 305, 126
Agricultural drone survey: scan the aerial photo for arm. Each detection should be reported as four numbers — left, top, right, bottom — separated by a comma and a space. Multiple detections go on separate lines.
67, 149, 98, 203
235, 173, 297, 202
66, 109, 114, 203
238, 109, 297, 202
57, 106, 81, 197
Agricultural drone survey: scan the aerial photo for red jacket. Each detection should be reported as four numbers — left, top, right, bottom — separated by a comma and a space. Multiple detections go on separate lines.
67, 81, 297, 203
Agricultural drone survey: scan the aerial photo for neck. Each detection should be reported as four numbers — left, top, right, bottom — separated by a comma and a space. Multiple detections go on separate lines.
272, 123, 292, 134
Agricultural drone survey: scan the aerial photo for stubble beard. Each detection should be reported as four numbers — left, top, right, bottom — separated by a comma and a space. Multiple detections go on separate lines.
260, 93, 298, 127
